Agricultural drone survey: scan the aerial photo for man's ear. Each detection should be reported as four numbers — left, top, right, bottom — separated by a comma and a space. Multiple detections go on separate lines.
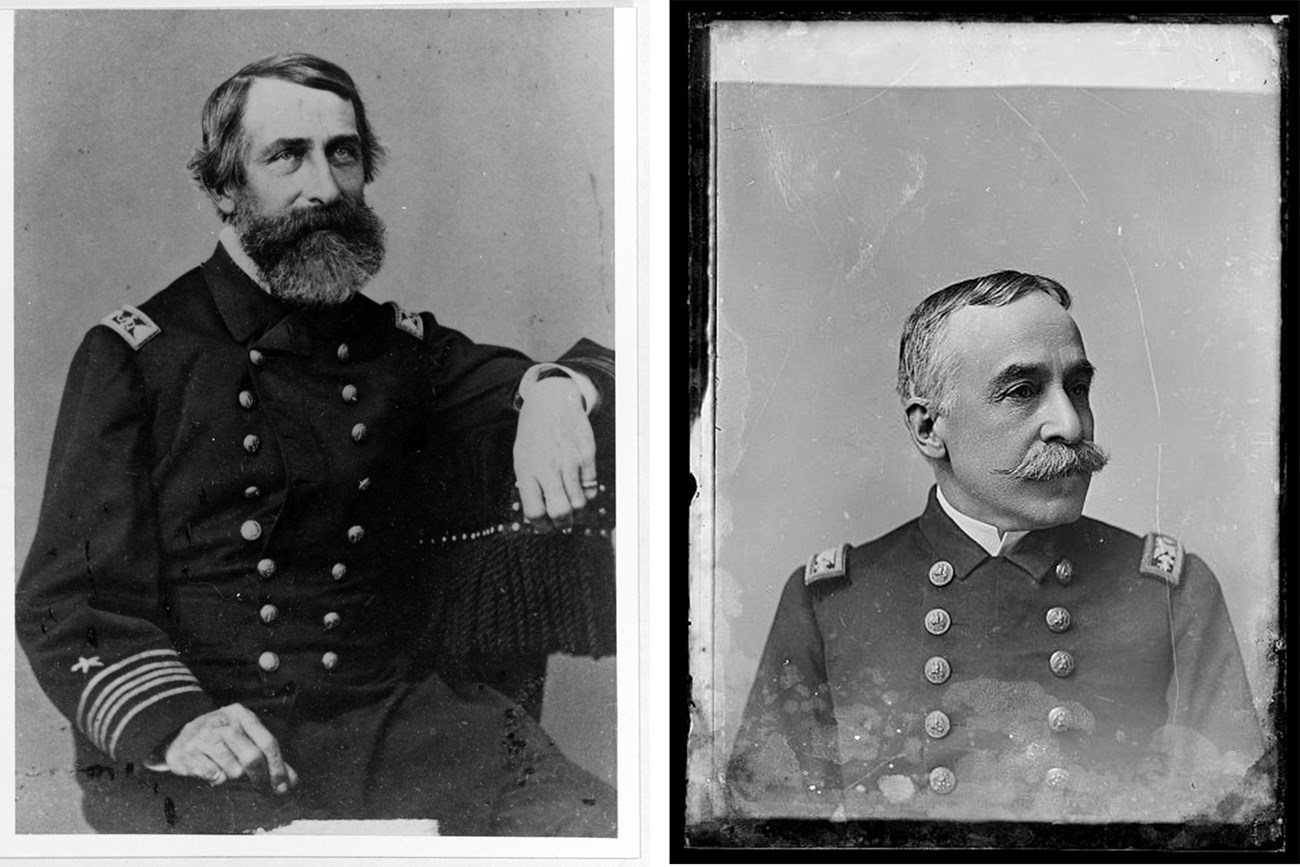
210, 186, 236, 219
904, 399, 948, 460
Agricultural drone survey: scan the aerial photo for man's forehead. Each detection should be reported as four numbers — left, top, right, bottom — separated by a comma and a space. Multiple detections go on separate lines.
242, 77, 357, 140
943, 293, 1088, 375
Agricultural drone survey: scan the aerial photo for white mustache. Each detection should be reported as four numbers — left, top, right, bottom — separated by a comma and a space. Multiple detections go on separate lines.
997, 440, 1109, 481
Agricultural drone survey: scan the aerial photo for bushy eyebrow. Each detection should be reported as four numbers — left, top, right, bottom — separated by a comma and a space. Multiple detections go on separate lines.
255, 133, 362, 161
985, 360, 1096, 398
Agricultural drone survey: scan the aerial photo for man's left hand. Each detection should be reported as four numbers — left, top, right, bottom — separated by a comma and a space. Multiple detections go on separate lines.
514, 377, 598, 529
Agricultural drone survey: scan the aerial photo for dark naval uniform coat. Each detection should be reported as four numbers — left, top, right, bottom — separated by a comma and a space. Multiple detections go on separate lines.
727, 488, 1267, 823
16, 243, 615, 835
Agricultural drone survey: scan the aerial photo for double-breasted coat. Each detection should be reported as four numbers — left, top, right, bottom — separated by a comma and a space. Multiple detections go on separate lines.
17, 243, 615, 835
727, 488, 1267, 823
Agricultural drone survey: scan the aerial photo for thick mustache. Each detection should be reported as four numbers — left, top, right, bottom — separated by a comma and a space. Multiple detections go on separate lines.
995, 440, 1109, 481
253, 199, 373, 245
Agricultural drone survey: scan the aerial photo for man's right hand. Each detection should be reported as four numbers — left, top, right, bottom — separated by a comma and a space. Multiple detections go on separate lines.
159, 703, 297, 795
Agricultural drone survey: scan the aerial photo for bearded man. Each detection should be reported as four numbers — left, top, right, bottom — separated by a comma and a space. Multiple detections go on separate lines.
726, 271, 1268, 823
16, 53, 614, 835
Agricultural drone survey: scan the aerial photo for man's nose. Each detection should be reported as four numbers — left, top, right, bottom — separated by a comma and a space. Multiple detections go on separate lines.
1040, 386, 1084, 443
301, 154, 342, 206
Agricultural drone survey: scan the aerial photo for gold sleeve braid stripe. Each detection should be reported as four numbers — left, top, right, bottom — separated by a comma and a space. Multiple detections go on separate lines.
75, 649, 204, 759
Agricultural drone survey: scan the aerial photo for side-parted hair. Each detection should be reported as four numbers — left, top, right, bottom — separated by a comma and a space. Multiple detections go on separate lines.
187, 53, 387, 216
897, 270, 1072, 413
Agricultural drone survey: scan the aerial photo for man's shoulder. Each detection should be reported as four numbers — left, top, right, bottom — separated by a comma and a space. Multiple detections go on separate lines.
1071, 514, 1201, 589
93, 265, 212, 351
797, 516, 923, 593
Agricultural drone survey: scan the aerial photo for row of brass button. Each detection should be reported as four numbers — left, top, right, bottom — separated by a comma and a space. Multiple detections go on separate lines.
922, 558, 1079, 795
927, 557, 1075, 588
243, 345, 358, 676
923, 606, 1071, 636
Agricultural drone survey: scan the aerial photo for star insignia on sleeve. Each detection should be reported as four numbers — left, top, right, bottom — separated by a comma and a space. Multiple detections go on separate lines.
70, 656, 103, 675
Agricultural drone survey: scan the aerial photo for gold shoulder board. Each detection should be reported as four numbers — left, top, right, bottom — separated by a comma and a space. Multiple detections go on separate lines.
100, 305, 160, 351
1139, 532, 1184, 587
386, 301, 424, 340
804, 543, 849, 586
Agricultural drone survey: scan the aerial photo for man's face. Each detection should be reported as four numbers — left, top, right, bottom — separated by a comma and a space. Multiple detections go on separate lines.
217, 77, 385, 305
931, 292, 1099, 531
223, 77, 366, 218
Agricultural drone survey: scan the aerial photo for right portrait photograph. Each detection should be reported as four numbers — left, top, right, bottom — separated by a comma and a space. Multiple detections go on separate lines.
688, 14, 1284, 851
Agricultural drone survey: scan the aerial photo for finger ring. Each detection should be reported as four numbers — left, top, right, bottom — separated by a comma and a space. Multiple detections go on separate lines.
582, 480, 599, 489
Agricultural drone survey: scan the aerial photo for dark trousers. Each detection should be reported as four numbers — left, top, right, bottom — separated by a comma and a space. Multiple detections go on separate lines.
76, 672, 615, 836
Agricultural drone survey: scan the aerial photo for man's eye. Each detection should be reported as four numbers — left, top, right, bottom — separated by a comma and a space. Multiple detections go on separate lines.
331, 146, 360, 164
271, 151, 301, 165
1005, 384, 1037, 400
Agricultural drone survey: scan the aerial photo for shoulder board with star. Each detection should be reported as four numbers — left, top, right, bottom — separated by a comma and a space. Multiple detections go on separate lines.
804, 543, 850, 587
1138, 531, 1184, 587
100, 305, 161, 350
386, 301, 424, 341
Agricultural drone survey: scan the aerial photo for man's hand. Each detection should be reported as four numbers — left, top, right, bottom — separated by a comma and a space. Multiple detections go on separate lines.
514, 377, 599, 529
159, 703, 297, 794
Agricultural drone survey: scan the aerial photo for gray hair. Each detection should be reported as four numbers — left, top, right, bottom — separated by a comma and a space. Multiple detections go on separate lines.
897, 270, 1072, 413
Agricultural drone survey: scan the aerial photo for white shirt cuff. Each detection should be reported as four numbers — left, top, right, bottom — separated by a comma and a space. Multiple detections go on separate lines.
516, 363, 598, 414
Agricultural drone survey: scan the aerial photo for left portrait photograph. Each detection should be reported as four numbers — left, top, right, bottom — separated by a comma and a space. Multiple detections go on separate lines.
12, 7, 630, 849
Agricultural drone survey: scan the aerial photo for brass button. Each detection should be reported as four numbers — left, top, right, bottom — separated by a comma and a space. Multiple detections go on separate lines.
256, 558, 276, 579
240, 520, 262, 541
1049, 649, 1076, 678
323, 612, 341, 631
243, 434, 261, 455
259, 604, 279, 624
928, 766, 956, 795
924, 710, 951, 739
924, 656, 951, 685
928, 560, 954, 587
341, 384, 358, 403
347, 525, 365, 544
331, 562, 348, 581
1048, 705, 1070, 732
351, 423, 368, 443
238, 390, 256, 409
321, 651, 339, 670
244, 486, 261, 499
258, 651, 279, 672
1055, 558, 1074, 585
924, 608, 951, 636
1046, 767, 1070, 788
337, 343, 350, 362
1045, 606, 1071, 633
249, 349, 265, 366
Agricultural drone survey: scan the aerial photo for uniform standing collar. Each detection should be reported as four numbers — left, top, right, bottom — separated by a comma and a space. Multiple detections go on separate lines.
218, 225, 271, 292
917, 486, 1075, 583
916, 488, 990, 580
202, 240, 294, 345
201, 240, 379, 354
935, 486, 1029, 557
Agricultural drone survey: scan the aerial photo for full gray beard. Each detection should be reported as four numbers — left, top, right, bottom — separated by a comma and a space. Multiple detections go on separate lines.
258, 229, 384, 306
232, 198, 386, 307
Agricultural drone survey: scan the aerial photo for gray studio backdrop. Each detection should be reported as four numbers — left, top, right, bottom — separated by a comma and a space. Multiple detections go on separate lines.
15, 9, 615, 831
709, 78, 1280, 771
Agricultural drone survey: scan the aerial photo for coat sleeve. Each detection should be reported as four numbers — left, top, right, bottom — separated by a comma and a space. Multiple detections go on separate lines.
419, 312, 614, 435
16, 327, 216, 765
1166, 553, 1266, 763
725, 567, 842, 818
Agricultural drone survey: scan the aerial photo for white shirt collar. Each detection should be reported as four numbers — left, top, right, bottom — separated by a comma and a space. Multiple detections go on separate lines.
935, 486, 1029, 557
219, 225, 272, 293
